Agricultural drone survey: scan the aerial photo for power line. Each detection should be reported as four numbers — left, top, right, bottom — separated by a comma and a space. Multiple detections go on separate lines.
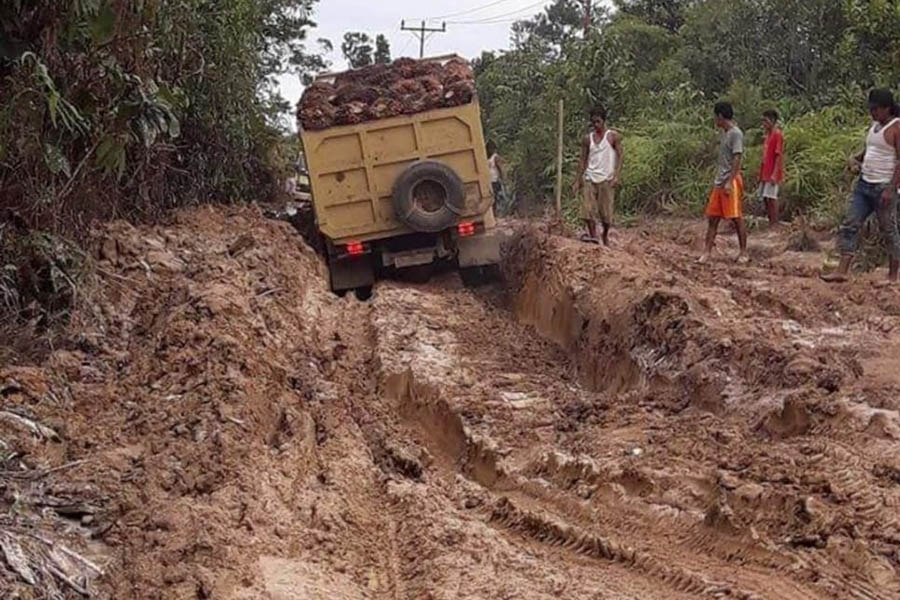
397, 33, 417, 57
445, 0, 548, 25
400, 20, 447, 58
444, 18, 521, 25
428, 0, 519, 21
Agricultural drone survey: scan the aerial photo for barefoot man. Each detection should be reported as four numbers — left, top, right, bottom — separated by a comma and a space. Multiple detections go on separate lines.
573, 106, 623, 246
700, 102, 748, 263
759, 109, 785, 227
822, 89, 900, 284
487, 141, 508, 215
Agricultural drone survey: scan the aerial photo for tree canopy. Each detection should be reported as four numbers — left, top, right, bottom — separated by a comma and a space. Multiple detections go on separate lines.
1, 0, 329, 234
374, 35, 392, 65
341, 32, 374, 69
341, 32, 391, 68
476, 0, 900, 221
0, 0, 330, 329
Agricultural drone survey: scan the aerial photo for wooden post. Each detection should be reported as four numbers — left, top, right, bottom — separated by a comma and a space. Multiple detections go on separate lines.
555, 99, 564, 221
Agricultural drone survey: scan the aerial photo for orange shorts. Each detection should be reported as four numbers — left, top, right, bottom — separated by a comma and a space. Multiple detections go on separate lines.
705, 175, 744, 219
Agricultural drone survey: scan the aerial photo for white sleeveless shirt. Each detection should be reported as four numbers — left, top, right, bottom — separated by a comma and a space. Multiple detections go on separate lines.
862, 117, 900, 185
488, 153, 500, 183
584, 130, 616, 184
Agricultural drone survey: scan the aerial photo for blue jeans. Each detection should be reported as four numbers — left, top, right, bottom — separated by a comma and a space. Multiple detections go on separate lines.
838, 179, 900, 259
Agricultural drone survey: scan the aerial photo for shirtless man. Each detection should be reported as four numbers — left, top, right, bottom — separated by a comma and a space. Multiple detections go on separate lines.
822, 89, 900, 284
573, 106, 623, 246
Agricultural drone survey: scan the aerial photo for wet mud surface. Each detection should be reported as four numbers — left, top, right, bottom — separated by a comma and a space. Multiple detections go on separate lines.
2, 208, 899, 598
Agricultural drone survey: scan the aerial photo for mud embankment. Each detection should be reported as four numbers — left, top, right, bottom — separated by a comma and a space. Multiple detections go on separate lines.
502, 227, 860, 406
0, 207, 392, 598
497, 226, 900, 599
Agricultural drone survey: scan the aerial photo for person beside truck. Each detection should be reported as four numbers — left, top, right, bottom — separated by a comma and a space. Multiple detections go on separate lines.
758, 109, 785, 227
821, 89, 900, 284
573, 106, 623, 246
487, 141, 510, 215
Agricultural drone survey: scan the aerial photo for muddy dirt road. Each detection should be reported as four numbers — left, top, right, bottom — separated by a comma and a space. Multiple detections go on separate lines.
2, 207, 900, 598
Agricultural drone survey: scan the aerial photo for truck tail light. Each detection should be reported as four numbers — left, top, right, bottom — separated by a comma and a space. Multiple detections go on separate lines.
458, 222, 476, 237
346, 242, 365, 256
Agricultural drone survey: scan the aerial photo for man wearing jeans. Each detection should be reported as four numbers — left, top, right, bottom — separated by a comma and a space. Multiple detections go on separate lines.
822, 89, 900, 284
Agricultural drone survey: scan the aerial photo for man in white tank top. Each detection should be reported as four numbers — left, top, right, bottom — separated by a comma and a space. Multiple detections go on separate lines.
822, 89, 900, 283
486, 141, 508, 215
573, 105, 623, 246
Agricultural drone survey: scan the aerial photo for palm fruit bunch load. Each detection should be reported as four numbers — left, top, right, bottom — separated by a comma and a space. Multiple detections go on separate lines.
297, 57, 476, 130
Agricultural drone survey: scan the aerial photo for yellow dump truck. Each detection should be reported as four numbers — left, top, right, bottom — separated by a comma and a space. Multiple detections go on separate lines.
299, 57, 501, 296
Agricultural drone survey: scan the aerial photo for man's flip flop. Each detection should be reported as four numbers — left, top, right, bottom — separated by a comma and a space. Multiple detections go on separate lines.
579, 234, 600, 245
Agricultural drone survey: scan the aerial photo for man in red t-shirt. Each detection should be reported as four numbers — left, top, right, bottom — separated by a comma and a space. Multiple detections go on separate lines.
758, 110, 785, 226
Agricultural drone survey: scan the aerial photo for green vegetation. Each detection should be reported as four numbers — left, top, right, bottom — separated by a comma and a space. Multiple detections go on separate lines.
476, 0, 900, 224
341, 32, 392, 69
1, 0, 328, 339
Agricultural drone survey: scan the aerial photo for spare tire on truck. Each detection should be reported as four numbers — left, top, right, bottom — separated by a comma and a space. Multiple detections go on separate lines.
392, 160, 465, 232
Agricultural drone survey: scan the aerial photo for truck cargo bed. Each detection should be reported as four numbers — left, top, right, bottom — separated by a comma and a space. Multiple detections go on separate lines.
300, 101, 496, 244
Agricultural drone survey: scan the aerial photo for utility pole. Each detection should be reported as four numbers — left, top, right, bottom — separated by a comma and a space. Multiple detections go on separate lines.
582, 0, 592, 36
555, 99, 564, 221
400, 20, 447, 59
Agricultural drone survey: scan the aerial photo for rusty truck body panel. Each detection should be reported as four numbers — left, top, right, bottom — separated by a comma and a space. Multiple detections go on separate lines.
300, 100, 497, 244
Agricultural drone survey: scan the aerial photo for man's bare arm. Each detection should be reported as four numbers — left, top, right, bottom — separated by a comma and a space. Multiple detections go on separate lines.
892, 126, 900, 189
730, 154, 743, 183
573, 134, 589, 190
611, 131, 624, 185
875, 127, 900, 206
850, 145, 866, 172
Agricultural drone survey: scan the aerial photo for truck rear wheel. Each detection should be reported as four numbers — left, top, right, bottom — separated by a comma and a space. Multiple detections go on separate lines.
392, 160, 465, 232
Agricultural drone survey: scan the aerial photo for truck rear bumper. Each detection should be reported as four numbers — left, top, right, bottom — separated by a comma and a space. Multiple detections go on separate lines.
381, 247, 437, 268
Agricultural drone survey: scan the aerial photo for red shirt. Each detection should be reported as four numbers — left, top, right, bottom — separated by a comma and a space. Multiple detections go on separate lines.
760, 129, 784, 184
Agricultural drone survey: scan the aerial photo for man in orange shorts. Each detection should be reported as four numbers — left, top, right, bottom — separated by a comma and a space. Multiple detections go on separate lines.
700, 102, 749, 264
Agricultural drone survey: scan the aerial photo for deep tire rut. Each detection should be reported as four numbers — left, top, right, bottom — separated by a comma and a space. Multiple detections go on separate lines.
5, 211, 899, 599
363, 225, 900, 599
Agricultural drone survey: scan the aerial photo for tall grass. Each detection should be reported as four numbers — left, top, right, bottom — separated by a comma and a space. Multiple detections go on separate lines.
559, 105, 867, 227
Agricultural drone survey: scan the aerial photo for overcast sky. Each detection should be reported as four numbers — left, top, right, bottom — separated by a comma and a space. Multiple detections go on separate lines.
277, 0, 567, 108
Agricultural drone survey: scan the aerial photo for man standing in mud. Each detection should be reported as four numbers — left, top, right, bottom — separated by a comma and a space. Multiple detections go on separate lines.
759, 109, 785, 227
700, 102, 748, 264
573, 106, 623, 246
822, 89, 900, 284
487, 141, 509, 215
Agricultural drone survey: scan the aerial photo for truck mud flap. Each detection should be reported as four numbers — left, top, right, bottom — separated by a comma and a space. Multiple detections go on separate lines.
459, 264, 501, 287
328, 255, 375, 293
457, 231, 501, 268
